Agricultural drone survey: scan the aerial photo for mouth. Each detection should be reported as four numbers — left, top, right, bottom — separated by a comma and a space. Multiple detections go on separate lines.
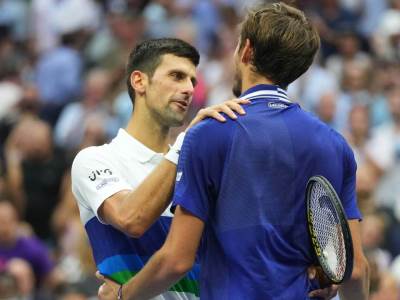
170, 100, 189, 111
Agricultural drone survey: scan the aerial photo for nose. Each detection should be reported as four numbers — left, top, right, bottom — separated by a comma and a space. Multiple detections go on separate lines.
182, 78, 194, 97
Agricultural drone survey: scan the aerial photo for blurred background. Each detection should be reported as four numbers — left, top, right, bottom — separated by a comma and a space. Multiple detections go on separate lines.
0, 0, 399, 299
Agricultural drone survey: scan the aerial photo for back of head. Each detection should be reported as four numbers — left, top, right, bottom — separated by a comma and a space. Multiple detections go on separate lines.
126, 38, 200, 105
239, 2, 320, 89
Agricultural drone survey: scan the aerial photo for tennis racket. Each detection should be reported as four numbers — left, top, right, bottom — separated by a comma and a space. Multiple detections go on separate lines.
306, 175, 354, 284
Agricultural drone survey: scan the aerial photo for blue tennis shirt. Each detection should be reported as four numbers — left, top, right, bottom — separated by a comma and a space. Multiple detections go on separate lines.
172, 84, 361, 300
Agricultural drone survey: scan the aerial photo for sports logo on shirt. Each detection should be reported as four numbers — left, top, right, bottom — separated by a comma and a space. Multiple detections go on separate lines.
96, 177, 120, 190
88, 169, 113, 181
268, 102, 288, 109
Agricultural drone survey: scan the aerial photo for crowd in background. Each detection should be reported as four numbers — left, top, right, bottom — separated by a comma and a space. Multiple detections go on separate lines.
0, 0, 399, 299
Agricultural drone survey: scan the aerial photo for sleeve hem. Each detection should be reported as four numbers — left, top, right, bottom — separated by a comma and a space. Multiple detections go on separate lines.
173, 197, 208, 223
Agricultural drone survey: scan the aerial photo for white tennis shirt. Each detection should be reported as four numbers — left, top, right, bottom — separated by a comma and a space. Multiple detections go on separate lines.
71, 128, 200, 299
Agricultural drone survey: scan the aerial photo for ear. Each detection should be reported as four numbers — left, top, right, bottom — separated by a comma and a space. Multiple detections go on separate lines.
130, 71, 148, 97
240, 39, 253, 64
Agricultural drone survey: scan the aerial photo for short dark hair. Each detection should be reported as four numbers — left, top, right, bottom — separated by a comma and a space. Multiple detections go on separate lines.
126, 38, 200, 104
239, 2, 320, 89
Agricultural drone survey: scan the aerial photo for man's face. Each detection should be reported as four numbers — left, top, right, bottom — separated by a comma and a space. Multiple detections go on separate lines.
144, 54, 197, 127
232, 42, 243, 97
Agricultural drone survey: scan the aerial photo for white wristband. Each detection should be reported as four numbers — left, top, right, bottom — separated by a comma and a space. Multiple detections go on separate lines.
165, 132, 186, 165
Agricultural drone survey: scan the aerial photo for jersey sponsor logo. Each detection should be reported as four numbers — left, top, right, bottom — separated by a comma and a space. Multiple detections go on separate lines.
96, 177, 120, 190
268, 102, 288, 109
88, 169, 113, 181
176, 171, 183, 182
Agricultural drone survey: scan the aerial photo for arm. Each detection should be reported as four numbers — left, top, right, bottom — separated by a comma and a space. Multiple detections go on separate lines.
98, 99, 249, 237
99, 159, 178, 238
98, 206, 205, 300
338, 220, 369, 300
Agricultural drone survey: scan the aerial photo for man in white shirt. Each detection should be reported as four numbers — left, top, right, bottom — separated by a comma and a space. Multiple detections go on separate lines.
71, 38, 248, 300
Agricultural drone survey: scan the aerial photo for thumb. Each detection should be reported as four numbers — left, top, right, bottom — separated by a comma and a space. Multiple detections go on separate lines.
308, 266, 316, 280
96, 271, 105, 280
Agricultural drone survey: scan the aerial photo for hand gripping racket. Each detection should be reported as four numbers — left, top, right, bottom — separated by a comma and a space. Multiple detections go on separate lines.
306, 175, 354, 284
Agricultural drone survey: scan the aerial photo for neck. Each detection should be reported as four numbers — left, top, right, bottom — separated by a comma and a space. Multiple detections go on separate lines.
125, 105, 170, 153
241, 71, 277, 94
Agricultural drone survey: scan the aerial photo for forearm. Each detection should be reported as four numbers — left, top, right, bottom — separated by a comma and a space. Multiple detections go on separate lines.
118, 159, 177, 235
123, 250, 186, 300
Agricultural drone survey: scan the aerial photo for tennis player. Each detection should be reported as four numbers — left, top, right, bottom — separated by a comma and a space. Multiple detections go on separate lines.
97, 3, 369, 300
71, 38, 249, 300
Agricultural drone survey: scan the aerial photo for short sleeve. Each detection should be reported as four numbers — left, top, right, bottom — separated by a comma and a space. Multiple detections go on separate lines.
340, 142, 362, 220
71, 147, 131, 223
172, 120, 232, 223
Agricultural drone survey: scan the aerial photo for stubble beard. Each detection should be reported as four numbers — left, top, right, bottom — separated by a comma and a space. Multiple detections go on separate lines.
151, 104, 186, 128
232, 69, 242, 98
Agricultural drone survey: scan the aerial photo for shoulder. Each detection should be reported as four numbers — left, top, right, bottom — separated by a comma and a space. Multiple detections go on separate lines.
186, 117, 237, 145
181, 118, 237, 162
72, 145, 108, 170
71, 145, 112, 187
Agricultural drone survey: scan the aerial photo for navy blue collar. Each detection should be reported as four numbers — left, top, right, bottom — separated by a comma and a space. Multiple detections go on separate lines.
240, 84, 291, 103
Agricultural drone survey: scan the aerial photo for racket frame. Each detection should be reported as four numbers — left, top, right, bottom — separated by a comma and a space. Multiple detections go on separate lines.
306, 175, 354, 284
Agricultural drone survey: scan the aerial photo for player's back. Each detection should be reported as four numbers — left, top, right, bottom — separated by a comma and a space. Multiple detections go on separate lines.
186, 88, 360, 299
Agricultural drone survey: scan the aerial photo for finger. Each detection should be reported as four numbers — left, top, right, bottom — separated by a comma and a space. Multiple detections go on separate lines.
218, 105, 238, 119
307, 266, 316, 280
328, 285, 339, 298
209, 110, 226, 122
196, 108, 227, 122
308, 289, 328, 298
233, 98, 251, 104
96, 271, 105, 280
225, 101, 246, 115
188, 116, 201, 126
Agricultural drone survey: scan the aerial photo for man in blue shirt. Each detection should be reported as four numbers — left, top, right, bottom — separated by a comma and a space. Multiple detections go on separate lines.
98, 3, 369, 300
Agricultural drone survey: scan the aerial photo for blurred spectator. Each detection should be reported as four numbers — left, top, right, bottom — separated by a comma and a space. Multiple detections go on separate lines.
334, 61, 371, 132
325, 31, 371, 82
0, 269, 18, 299
4, 118, 68, 241
357, 0, 387, 40
31, 0, 101, 54
0, 26, 23, 121
373, 0, 400, 61
344, 104, 370, 165
315, 91, 337, 129
112, 91, 133, 129
288, 60, 339, 111
370, 272, 400, 300
84, 9, 144, 93
369, 61, 393, 127
356, 164, 378, 215
361, 212, 392, 272
54, 68, 116, 152
35, 16, 89, 125
5, 258, 42, 299
311, 0, 360, 58
366, 85, 400, 176
0, 200, 55, 290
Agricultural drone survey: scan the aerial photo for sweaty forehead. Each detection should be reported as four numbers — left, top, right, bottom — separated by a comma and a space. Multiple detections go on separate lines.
156, 54, 196, 75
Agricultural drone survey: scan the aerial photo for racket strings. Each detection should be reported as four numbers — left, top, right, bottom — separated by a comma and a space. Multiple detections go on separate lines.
310, 182, 346, 281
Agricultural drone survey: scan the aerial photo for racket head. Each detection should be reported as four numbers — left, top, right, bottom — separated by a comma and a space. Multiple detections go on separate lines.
306, 175, 354, 284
